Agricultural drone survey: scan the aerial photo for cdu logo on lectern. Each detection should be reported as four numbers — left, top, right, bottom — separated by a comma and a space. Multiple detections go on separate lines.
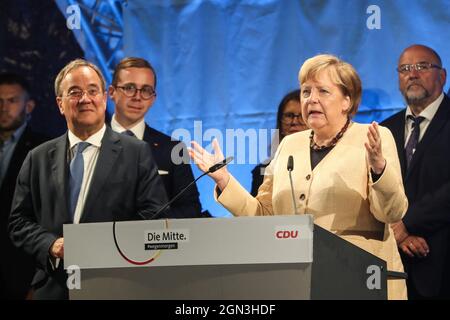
274, 226, 301, 239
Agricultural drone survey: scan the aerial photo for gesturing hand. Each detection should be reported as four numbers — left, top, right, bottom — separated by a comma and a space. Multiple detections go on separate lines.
189, 138, 230, 191
365, 121, 386, 175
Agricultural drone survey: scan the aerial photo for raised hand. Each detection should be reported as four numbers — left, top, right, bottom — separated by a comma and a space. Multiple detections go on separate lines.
365, 121, 386, 175
189, 139, 230, 191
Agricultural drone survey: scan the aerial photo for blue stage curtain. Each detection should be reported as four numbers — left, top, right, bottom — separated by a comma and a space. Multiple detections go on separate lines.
122, 0, 450, 217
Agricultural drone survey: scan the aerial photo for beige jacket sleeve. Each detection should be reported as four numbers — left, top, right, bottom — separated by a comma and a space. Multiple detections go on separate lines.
368, 126, 408, 223
214, 137, 288, 216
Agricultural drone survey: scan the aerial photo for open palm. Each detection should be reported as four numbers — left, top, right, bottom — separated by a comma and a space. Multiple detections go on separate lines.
189, 139, 230, 189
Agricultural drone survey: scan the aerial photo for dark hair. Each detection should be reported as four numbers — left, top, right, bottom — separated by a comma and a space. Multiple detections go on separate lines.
0, 72, 32, 97
112, 57, 157, 88
276, 89, 301, 141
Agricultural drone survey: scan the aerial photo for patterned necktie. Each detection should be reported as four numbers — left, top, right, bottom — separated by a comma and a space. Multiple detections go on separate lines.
405, 115, 425, 169
123, 130, 136, 138
69, 142, 90, 221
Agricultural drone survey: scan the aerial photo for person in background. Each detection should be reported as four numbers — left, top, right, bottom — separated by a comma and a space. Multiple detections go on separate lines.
0, 72, 48, 299
382, 44, 450, 299
190, 54, 408, 299
251, 89, 308, 196
109, 57, 204, 218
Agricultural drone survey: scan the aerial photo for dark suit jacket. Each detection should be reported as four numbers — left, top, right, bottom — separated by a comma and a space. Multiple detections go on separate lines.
8, 127, 168, 299
0, 125, 48, 299
250, 162, 269, 197
143, 125, 204, 218
381, 94, 450, 298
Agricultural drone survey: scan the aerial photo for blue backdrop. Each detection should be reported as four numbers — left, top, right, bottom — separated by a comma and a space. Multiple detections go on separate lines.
119, 0, 450, 217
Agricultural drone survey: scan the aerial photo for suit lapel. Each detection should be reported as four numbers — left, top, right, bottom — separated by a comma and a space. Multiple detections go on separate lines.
389, 111, 408, 179
143, 125, 156, 145
1, 127, 31, 191
81, 127, 121, 222
143, 125, 163, 166
49, 134, 71, 220
406, 95, 450, 180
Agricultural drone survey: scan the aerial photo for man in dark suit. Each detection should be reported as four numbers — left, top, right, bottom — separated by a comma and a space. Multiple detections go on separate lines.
0, 73, 48, 299
381, 44, 450, 299
8, 59, 168, 299
109, 57, 204, 218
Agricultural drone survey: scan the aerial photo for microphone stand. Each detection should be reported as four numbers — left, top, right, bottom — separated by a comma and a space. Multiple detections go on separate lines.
146, 172, 208, 220
145, 156, 234, 220
287, 155, 299, 215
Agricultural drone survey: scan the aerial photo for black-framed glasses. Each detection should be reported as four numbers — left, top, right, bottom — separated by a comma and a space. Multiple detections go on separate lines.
115, 84, 156, 100
281, 112, 304, 124
397, 62, 442, 74
66, 88, 102, 100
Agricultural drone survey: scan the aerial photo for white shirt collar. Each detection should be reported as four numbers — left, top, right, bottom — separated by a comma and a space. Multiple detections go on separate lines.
68, 124, 106, 150
111, 114, 145, 140
405, 92, 444, 122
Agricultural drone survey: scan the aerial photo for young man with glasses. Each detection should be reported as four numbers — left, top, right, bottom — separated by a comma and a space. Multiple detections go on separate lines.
109, 57, 204, 219
382, 44, 450, 299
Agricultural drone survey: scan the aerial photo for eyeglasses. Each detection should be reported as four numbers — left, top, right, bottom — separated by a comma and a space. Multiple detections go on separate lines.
397, 62, 442, 74
115, 84, 156, 100
281, 112, 304, 124
66, 88, 102, 100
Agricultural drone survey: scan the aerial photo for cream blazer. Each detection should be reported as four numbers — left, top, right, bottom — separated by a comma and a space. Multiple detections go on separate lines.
216, 123, 408, 300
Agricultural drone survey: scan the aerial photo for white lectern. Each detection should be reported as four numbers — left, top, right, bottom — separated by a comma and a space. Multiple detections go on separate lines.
64, 215, 387, 299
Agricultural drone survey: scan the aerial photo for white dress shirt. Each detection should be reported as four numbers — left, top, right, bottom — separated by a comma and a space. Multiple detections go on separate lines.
67, 125, 106, 224
404, 93, 443, 146
111, 115, 171, 176
52, 125, 106, 269
111, 114, 145, 140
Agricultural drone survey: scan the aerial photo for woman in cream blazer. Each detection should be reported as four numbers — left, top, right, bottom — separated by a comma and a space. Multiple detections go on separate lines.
190, 54, 408, 299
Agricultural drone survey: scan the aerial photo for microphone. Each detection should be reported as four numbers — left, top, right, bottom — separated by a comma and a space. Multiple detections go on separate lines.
287, 155, 294, 171
144, 156, 234, 220
287, 155, 299, 215
207, 156, 234, 174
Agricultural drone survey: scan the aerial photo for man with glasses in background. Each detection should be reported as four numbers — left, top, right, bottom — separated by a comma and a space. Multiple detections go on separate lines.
109, 57, 204, 218
382, 44, 450, 299
8, 59, 168, 299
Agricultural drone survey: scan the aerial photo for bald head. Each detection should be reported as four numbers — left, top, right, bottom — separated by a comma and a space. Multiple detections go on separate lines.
399, 45, 442, 67
398, 44, 446, 113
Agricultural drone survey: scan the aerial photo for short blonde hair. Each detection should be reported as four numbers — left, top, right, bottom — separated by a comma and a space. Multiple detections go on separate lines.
54, 59, 106, 96
299, 54, 362, 117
